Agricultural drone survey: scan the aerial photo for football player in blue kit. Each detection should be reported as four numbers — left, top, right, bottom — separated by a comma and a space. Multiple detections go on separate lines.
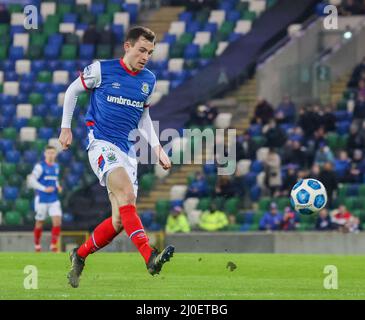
28, 145, 63, 252
59, 26, 174, 288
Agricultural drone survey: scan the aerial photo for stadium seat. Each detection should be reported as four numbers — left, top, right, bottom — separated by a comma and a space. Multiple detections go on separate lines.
140, 173, 155, 192
3, 81, 19, 96
3, 186, 19, 201
234, 20, 252, 34
155, 80, 170, 96
5, 211, 22, 226
170, 185, 187, 201
16, 103, 32, 119
169, 21, 185, 38
19, 127, 37, 142
23, 150, 38, 164
151, 43, 169, 62
209, 10, 226, 27
193, 32, 211, 48
187, 209, 202, 227
113, 12, 130, 30
5, 150, 21, 164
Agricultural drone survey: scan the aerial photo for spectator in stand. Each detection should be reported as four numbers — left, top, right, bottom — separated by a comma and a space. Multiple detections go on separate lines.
282, 139, 308, 168
335, 150, 352, 182
346, 123, 365, 157
99, 25, 116, 49
314, 142, 335, 168
330, 205, 359, 232
190, 104, 218, 127
339, 0, 365, 15
199, 203, 229, 232
251, 98, 274, 125
263, 119, 287, 149
0, 4, 10, 24
353, 95, 365, 125
185, 172, 208, 198
352, 149, 365, 173
281, 207, 298, 231
263, 148, 282, 197
275, 94, 296, 124
215, 175, 235, 198
306, 126, 327, 166
315, 208, 333, 231
321, 105, 337, 133
235, 131, 258, 161
309, 163, 321, 180
318, 162, 338, 208
348, 56, 365, 88
279, 164, 298, 197
259, 202, 283, 231
358, 79, 365, 100
165, 206, 191, 233
83, 23, 100, 45
297, 106, 322, 138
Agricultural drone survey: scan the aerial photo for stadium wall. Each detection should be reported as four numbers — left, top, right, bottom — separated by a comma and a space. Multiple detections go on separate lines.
1, 232, 365, 254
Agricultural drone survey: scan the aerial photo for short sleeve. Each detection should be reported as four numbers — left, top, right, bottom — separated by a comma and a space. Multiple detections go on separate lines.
80, 61, 101, 90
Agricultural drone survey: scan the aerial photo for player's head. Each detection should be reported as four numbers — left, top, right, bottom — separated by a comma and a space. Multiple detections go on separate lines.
123, 26, 156, 71
44, 145, 57, 164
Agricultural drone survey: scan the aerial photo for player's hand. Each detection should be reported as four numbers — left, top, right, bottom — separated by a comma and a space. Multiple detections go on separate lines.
45, 187, 55, 193
59, 128, 73, 150
155, 145, 171, 170
57, 186, 63, 193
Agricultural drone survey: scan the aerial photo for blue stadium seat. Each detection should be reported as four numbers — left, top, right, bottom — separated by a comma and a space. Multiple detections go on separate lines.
203, 163, 217, 175
2, 60, 15, 72
10, 26, 26, 35
0, 116, 13, 128
61, 60, 77, 72
71, 162, 84, 176
79, 44, 94, 60
228, 32, 241, 42
21, 72, 36, 82
203, 22, 218, 34
38, 127, 54, 140
44, 45, 60, 59
227, 10, 240, 22
33, 82, 50, 93
44, 93, 58, 105
186, 21, 201, 34
31, 60, 46, 72
111, 25, 124, 42
24, 150, 38, 164
220, 1, 234, 11
154, 60, 168, 71
179, 11, 193, 23
3, 186, 19, 201
336, 121, 350, 135
248, 124, 262, 136
48, 34, 63, 47
63, 13, 77, 23
78, 59, 93, 70
1, 104, 16, 117
65, 174, 80, 189
13, 117, 28, 131
5, 150, 21, 163
58, 150, 73, 164
162, 33, 176, 45
9, 46, 24, 60
90, 3, 105, 15
123, 4, 138, 23
140, 211, 154, 228
244, 211, 255, 224
73, 126, 87, 140
20, 80, 33, 94
170, 200, 184, 208
198, 59, 211, 68
334, 159, 350, 179
184, 44, 200, 59
50, 83, 67, 94
76, 23, 88, 31
347, 184, 359, 196
15, 93, 28, 104
49, 104, 62, 117
33, 104, 48, 117
47, 60, 61, 71
0, 94, 15, 104
0, 139, 14, 152
170, 79, 183, 89
5, 71, 18, 81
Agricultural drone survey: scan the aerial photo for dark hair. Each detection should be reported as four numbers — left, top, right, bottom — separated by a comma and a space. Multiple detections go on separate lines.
125, 26, 155, 45
45, 145, 56, 151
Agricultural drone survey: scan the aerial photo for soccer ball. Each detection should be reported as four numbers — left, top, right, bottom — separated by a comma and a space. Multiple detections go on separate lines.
290, 178, 327, 215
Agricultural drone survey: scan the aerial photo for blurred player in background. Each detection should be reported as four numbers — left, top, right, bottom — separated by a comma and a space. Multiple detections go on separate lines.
59, 26, 174, 288
28, 145, 62, 252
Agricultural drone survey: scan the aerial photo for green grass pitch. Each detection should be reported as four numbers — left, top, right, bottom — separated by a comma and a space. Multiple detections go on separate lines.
0, 252, 364, 300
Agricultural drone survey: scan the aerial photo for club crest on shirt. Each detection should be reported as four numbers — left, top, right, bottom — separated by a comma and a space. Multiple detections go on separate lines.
112, 82, 121, 89
141, 82, 149, 95
106, 152, 117, 163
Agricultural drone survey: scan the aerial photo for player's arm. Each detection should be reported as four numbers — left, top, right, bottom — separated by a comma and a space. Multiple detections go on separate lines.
28, 164, 54, 193
59, 61, 101, 150
138, 108, 171, 170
